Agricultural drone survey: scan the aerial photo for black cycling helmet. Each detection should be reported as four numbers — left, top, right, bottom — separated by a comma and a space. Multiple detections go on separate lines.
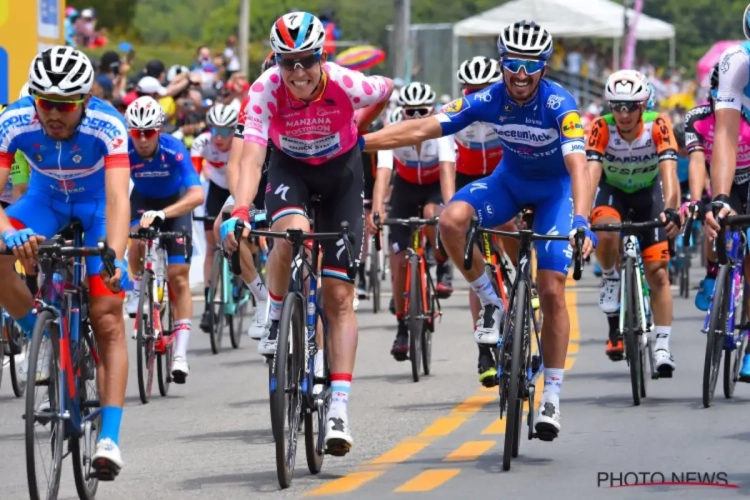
673, 121, 685, 149
709, 62, 719, 91
368, 117, 384, 133
262, 52, 276, 72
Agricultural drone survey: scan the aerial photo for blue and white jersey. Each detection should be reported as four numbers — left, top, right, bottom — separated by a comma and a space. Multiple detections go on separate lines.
128, 133, 201, 198
714, 41, 750, 119
0, 96, 129, 201
436, 80, 585, 179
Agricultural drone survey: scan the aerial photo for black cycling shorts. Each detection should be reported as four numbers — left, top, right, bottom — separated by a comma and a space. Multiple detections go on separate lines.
204, 180, 231, 230
361, 152, 377, 209
591, 180, 668, 261
389, 174, 442, 253
265, 146, 365, 282
130, 189, 192, 265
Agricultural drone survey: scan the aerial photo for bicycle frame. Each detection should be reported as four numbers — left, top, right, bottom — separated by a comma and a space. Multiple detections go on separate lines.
702, 230, 744, 341
620, 235, 653, 337
480, 232, 510, 310
403, 225, 439, 325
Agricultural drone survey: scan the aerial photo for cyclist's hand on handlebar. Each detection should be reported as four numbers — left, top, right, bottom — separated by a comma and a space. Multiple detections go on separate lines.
568, 215, 596, 259
140, 210, 166, 229
660, 208, 681, 239
99, 258, 130, 294
367, 206, 383, 234
220, 217, 242, 252
705, 195, 731, 239
2, 228, 44, 260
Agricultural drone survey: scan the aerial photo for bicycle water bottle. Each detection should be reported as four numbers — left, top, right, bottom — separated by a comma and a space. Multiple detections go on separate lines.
155, 247, 165, 304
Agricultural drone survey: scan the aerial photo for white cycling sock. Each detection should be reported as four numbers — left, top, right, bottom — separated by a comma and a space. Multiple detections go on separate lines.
245, 275, 268, 302
654, 325, 671, 351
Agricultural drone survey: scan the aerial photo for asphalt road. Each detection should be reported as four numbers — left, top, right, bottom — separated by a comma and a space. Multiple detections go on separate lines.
1, 263, 749, 499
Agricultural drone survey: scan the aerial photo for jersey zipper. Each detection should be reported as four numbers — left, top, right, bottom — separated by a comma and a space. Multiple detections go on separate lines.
56, 141, 69, 201
480, 123, 488, 175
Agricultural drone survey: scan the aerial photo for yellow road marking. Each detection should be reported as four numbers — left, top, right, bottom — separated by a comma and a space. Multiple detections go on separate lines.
394, 469, 461, 493
451, 394, 495, 414
306, 471, 384, 496
444, 440, 496, 462
368, 442, 430, 465
420, 416, 466, 437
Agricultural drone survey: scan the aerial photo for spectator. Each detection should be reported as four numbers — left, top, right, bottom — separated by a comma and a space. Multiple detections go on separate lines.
319, 9, 341, 56
223, 36, 241, 75
190, 46, 219, 93
93, 51, 125, 101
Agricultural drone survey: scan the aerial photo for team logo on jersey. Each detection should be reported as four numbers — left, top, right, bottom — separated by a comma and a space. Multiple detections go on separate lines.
442, 99, 465, 114
560, 112, 584, 139
72, 155, 82, 163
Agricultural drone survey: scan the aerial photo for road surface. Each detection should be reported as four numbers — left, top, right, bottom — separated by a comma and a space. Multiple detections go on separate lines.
0, 265, 747, 499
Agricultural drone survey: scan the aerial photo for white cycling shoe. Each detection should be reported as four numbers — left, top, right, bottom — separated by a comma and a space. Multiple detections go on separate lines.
92, 438, 123, 480
324, 415, 353, 457
247, 300, 268, 340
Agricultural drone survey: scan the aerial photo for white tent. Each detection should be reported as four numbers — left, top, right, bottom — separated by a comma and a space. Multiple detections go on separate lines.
451, 0, 676, 96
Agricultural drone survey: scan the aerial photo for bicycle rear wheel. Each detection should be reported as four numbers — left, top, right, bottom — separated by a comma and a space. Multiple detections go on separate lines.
273, 293, 304, 489
25, 310, 64, 500
157, 292, 173, 397
421, 274, 434, 376
208, 251, 226, 354
407, 254, 423, 383
503, 280, 527, 471
623, 259, 642, 406
71, 324, 100, 499
704, 264, 729, 408
305, 343, 327, 475
229, 276, 248, 349
136, 272, 156, 404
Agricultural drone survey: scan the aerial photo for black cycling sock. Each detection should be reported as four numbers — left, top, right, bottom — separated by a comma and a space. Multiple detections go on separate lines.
357, 262, 365, 283
204, 287, 210, 306
26, 274, 39, 296
606, 314, 620, 340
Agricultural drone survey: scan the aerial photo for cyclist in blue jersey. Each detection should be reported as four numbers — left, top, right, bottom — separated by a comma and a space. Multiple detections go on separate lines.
362, 21, 595, 440
125, 96, 204, 383
0, 46, 131, 477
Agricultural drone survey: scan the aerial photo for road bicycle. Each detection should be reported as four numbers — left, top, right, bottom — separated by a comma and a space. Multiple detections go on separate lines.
20, 223, 117, 499
237, 195, 357, 489
697, 210, 750, 407
590, 217, 671, 406
463, 208, 583, 471
195, 214, 253, 353
129, 225, 192, 404
376, 212, 442, 382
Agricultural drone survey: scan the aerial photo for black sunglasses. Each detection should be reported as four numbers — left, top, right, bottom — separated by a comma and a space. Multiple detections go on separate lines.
275, 53, 321, 71
403, 107, 432, 118
609, 101, 641, 113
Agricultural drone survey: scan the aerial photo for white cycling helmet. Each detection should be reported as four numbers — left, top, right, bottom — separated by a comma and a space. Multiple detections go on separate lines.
270, 12, 326, 54
207, 101, 240, 127
458, 56, 502, 85
398, 82, 436, 107
28, 46, 94, 96
19, 83, 31, 99
125, 96, 165, 129
387, 106, 403, 125
497, 21, 553, 60
604, 70, 650, 102
166, 64, 190, 83
744, 4, 750, 40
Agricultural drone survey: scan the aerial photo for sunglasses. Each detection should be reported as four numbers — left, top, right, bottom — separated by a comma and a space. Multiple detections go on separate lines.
609, 101, 641, 113
129, 129, 159, 140
403, 107, 432, 118
35, 96, 84, 113
501, 58, 546, 75
275, 52, 321, 71
211, 127, 233, 138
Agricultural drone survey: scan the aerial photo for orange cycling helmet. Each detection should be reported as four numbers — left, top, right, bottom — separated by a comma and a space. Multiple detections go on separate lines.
262, 52, 276, 72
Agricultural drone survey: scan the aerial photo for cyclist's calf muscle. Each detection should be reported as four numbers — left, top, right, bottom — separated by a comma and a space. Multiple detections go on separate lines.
267, 214, 311, 297
438, 200, 486, 280
0, 255, 34, 317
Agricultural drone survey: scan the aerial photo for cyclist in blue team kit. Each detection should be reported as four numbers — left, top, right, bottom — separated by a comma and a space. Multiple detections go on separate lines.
0, 46, 131, 477
126, 96, 204, 383
363, 21, 595, 439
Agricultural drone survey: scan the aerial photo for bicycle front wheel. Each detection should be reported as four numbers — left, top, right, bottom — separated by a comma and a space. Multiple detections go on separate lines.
503, 280, 527, 471
136, 272, 156, 404
157, 290, 173, 398
704, 264, 730, 408
273, 293, 305, 489
407, 254, 423, 383
208, 251, 226, 354
25, 309, 64, 500
623, 259, 643, 406
71, 324, 100, 499
370, 247, 381, 314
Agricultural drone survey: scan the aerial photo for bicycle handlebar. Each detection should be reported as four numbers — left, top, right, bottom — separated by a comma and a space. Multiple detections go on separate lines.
591, 218, 675, 258
4, 238, 118, 279
372, 212, 439, 254
128, 227, 193, 265
462, 216, 584, 281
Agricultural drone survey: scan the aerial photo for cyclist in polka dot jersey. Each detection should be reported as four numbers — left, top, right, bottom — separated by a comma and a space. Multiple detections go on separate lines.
222, 12, 392, 456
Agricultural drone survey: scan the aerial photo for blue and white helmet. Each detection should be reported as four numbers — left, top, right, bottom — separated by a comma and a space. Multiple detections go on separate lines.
744, 4, 750, 40
270, 12, 326, 54
497, 21, 553, 61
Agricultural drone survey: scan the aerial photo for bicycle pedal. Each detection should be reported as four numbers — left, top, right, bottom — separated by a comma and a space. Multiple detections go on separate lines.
392, 353, 408, 362
738, 374, 750, 383
533, 422, 559, 442
656, 366, 673, 378
324, 439, 351, 457
607, 352, 624, 362
91, 459, 120, 481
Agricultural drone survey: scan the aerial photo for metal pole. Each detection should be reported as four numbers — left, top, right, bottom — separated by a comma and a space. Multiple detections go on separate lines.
392, 0, 411, 81
239, 0, 250, 75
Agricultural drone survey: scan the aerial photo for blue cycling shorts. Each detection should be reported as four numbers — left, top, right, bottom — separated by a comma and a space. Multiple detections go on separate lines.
6, 191, 118, 297
451, 167, 574, 275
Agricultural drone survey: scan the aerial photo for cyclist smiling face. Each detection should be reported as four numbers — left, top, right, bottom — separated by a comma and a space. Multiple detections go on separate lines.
35, 92, 89, 141
610, 100, 645, 134
276, 50, 328, 100
501, 54, 546, 103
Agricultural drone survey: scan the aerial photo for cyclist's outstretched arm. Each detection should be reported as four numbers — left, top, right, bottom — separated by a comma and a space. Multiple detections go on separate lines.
438, 136, 456, 204
654, 113, 680, 212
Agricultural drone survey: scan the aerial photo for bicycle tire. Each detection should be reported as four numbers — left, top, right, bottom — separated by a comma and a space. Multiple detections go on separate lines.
268, 358, 279, 443
622, 259, 642, 406
724, 280, 747, 399
422, 274, 433, 376
136, 271, 155, 404
208, 251, 226, 354
370, 248, 380, 314
503, 280, 527, 471
408, 254, 423, 383
71, 327, 100, 500
229, 276, 247, 349
273, 293, 304, 489
157, 291, 173, 397
25, 309, 64, 500
305, 343, 326, 474
9, 320, 26, 397
704, 264, 729, 408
